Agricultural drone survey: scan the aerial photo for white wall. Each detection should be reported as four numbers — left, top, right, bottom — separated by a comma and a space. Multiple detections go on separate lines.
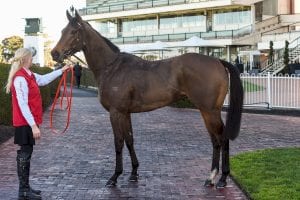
24, 35, 44, 67
295, 0, 300, 13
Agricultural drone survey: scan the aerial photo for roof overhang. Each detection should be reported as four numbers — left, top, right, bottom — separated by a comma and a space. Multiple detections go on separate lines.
82, 0, 234, 21
233, 0, 263, 6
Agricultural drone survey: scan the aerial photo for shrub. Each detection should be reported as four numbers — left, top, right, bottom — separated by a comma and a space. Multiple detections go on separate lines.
0, 63, 59, 126
0, 63, 12, 125
170, 96, 196, 108
81, 68, 97, 87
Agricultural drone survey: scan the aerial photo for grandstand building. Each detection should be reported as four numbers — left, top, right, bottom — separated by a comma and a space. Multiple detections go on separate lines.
79, 0, 300, 73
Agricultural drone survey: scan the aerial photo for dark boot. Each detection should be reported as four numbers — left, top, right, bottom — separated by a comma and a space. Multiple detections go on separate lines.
28, 161, 41, 195
17, 150, 41, 200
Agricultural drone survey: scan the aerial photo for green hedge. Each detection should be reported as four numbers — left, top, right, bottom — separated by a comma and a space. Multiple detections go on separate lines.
66, 67, 97, 88
170, 96, 196, 108
0, 63, 59, 126
81, 68, 97, 87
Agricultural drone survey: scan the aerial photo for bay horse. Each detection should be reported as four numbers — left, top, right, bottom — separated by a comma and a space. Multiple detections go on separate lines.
51, 10, 244, 188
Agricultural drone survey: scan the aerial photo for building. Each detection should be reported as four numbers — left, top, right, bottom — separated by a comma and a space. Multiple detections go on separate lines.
78, 0, 300, 73
23, 18, 45, 67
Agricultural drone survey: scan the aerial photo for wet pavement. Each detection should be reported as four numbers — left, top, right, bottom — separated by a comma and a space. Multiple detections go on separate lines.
0, 87, 299, 200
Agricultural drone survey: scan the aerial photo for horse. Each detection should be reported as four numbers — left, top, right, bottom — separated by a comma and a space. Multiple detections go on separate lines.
51, 10, 244, 188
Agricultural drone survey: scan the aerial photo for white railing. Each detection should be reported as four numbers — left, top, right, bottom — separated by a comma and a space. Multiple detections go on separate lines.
224, 73, 300, 109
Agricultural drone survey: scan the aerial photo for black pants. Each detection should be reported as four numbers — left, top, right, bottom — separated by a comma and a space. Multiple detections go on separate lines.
76, 76, 81, 88
19, 145, 33, 156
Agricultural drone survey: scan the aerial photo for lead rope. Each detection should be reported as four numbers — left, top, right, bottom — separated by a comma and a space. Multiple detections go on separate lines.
50, 68, 74, 134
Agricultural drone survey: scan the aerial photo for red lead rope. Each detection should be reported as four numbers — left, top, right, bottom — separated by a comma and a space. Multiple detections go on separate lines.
50, 68, 74, 134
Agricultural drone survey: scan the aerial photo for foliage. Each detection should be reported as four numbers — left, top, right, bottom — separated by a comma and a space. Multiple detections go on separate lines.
43, 35, 56, 67
142, 54, 158, 61
1, 36, 23, 62
269, 41, 274, 64
0, 63, 59, 125
66, 67, 98, 88
283, 40, 290, 73
231, 148, 300, 200
0, 43, 4, 63
0, 63, 12, 125
170, 96, 195, 108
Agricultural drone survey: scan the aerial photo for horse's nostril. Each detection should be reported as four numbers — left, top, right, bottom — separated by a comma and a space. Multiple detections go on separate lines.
51, 50, 60, 61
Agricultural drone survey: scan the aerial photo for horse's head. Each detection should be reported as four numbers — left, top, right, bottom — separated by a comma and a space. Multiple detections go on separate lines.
51, 10, 85, 63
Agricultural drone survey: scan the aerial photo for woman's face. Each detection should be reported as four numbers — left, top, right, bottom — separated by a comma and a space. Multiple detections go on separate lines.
23, 55, 33, 68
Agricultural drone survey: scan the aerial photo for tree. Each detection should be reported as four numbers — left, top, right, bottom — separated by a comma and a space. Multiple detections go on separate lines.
0, 43, 4, 63
1, 36, 23, 62
269, 40, 274, 64
44, 37, 55, 67
283, 40, 289, 74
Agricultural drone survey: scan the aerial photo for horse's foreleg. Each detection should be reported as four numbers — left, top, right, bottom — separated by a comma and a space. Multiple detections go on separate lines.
106, 110, 126, 187
124, 116, 139, 182
216, 139, 230, 188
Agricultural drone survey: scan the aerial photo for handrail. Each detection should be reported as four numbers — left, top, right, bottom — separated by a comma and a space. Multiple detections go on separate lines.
109, 25, 252, 44
261, 36, 300, 74
79, 0, 220, 16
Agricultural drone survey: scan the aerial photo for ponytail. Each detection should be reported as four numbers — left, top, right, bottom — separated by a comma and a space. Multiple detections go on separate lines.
5, 48, 32, 94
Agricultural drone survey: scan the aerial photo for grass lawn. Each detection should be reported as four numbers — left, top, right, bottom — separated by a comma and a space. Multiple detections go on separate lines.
242, 80, 265, 92
230, 147, 300, 200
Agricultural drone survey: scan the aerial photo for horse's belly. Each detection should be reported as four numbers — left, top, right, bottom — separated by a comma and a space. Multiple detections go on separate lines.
129, 91, 181, 113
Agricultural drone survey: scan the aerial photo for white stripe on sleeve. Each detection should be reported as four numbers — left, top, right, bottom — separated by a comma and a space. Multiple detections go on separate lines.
14, 76, 36, 126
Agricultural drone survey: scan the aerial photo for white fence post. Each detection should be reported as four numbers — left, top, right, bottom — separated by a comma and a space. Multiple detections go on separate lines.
267, 72, 272, 109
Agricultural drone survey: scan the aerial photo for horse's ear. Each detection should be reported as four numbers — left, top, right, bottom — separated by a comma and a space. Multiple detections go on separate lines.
75, 10, 83, 22
66, 10, 72, 22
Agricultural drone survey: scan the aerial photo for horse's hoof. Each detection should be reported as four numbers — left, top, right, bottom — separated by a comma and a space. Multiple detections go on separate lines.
105, 179, 117, 187
216, 180, 227, 189
204, 179, 214, 187
129, 174, 139, 182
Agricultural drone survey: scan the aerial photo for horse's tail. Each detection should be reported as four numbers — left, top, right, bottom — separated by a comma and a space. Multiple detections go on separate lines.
220, 60, 244, 140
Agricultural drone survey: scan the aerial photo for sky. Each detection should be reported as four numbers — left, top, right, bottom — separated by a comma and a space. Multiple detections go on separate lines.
0, 0, 86, 43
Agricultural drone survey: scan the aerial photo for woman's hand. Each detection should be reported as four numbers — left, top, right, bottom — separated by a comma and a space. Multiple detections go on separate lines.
61, 64, 73, 72
31, 124, 41, 139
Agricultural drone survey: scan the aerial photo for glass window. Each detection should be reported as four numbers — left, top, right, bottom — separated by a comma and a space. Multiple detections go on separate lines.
160, 14, 206, 30
94, 21, 117, 35
213, 10, 251, 30
123, 18, 157, 33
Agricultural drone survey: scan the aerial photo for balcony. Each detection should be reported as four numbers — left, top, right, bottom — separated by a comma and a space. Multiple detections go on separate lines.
79, 0, 233, 19
109, 25, 252, 44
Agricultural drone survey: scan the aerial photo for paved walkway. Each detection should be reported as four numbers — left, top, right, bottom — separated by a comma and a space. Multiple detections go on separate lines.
0, 88, 299, 200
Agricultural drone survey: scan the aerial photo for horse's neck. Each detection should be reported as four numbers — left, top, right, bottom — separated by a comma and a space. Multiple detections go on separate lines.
83, 32, 118, 83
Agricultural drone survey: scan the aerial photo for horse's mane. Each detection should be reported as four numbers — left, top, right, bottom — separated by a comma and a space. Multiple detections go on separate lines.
84, 21, 120, 53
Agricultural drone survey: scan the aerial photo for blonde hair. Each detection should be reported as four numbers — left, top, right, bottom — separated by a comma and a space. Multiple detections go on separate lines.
5, 48, 32, 94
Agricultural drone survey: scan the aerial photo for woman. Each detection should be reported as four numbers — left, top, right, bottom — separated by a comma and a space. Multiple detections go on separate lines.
5, 48, 71, 200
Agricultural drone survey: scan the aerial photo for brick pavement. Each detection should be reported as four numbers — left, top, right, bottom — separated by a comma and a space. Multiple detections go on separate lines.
0, 88, 299, 200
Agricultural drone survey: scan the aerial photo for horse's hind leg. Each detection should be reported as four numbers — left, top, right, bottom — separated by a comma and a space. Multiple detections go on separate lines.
216, 138, 230, 188
201, 110, 225, 187
204, 134, 221, 187
124, 115, 139, 182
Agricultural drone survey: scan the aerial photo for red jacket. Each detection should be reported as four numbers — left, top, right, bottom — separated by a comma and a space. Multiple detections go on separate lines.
11, 68, 43, 127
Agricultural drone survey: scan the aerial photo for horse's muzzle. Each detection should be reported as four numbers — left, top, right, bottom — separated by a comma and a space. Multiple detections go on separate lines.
51, 50, 63, 62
